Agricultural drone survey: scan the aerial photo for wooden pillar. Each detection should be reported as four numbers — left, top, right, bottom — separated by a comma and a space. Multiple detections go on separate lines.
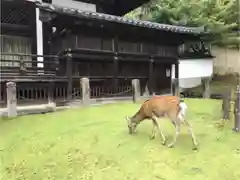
148, 58, 154, 95
112, 36, 119, 93
174, 61, 180, 96
43, 21, 53, 72
66, 53, 73, 102
113, 54, 119, 94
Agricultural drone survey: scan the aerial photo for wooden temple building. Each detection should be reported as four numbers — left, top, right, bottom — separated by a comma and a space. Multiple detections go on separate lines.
0, 0, 212, 106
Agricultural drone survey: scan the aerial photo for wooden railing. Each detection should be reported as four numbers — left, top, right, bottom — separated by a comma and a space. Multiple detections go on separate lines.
0, 53, 59, 81
91, 85, 132, 98
0, 81, 83, 107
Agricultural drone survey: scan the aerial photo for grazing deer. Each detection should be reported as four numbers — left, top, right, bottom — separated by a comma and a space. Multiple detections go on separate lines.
125, 95, 198, 150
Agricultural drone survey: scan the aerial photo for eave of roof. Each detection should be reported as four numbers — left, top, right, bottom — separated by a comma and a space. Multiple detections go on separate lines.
36, 2, 207, 35
74, 0, 151, 16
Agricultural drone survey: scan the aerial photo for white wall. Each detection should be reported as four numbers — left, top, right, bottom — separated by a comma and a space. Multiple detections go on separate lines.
172, 59, 213, 79
172, 58, 213, 89
52, 0, 96, 12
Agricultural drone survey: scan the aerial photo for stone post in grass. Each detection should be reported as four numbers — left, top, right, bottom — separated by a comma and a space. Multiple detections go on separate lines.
233, 85, 240, 132
202, 77, 211, 99
80, 77, 90, 106
6, 82, 17, 118
132, 79, 140, 103
222, 89, 231, 121
143, 84, 150, 97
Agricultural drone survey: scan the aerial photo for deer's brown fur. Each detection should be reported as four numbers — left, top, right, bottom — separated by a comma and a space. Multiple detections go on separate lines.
125, 95, 197, 150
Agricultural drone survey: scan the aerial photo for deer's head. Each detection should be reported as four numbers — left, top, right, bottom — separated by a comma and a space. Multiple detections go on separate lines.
125, 116, 139, 134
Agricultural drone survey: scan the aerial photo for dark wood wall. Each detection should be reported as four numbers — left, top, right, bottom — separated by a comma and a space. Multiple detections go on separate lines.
51, 30, 178, 56
47, 16, 179, 94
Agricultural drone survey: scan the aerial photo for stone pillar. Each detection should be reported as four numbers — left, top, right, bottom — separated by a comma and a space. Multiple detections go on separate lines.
222, 90, 231, 121
80, 77, 90, 106
132, 79, 140, 103
143, 84, 150, 96
202, 77, 211, 98
233, 85, 240, 132
6, 82, 17, 118
48, 82, 54, 103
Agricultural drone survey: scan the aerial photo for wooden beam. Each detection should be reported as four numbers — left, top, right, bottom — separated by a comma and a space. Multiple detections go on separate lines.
66, 53, 73, 102
0, 23, 30, 32
65, 48, 113, 55
71, 53, 113, 61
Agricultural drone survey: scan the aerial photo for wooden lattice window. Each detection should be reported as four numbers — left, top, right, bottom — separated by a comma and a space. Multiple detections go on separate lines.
1, 2, 31, 25
0, 35, 32, 67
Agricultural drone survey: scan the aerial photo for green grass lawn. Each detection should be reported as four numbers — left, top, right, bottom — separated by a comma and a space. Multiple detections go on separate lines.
1, 99, 240, 180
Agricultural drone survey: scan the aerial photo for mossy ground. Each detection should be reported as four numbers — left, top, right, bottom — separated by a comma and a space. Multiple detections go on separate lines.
1, 99, 240, 180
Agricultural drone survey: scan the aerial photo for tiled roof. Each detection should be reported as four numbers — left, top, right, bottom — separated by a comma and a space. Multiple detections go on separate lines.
36, 2, 206, 35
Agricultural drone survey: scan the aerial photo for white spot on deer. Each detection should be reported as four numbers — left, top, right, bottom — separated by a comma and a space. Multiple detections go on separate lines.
178, 102, 187, 122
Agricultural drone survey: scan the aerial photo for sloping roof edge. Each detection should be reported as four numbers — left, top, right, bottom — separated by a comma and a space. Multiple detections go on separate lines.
36, 2, 207, 35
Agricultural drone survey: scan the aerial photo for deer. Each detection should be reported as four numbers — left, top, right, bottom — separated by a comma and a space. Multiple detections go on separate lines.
125, 95, 198, 150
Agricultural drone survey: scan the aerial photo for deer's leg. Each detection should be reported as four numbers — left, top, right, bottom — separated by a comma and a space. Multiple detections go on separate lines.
150, 120, 157, 140
151, 116, 167, 145
167, 120, 180, 148
185, 120, 198, 150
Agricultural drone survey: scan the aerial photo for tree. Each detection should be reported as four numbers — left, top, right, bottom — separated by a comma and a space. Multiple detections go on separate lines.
125, 0, 239, 48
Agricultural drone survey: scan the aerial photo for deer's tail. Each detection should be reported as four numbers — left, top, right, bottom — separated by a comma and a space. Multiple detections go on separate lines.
178, 100, 188, 122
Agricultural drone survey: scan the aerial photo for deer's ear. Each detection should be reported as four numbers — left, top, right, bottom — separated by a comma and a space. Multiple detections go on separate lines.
125, 116, 130, 122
